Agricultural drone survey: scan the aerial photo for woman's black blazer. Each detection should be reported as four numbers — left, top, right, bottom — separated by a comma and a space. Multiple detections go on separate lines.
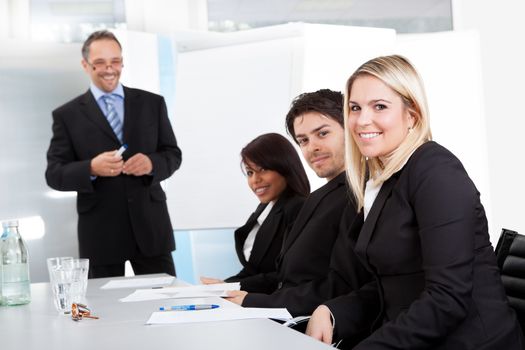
325, 141, 523, 349
225, 192, 305, 283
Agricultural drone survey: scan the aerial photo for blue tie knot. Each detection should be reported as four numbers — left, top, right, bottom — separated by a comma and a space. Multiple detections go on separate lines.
103, 94, 115, 106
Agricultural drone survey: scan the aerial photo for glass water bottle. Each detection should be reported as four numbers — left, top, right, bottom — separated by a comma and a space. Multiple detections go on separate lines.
1, 220, 31, 305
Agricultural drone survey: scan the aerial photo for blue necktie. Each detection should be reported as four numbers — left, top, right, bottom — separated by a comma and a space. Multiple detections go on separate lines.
102, 94, 123, 143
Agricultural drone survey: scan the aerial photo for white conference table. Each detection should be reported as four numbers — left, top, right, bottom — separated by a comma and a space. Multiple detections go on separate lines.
0, 274, 333, 350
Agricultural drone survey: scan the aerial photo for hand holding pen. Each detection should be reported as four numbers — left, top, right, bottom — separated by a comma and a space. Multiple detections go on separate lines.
90, 144, 127, 177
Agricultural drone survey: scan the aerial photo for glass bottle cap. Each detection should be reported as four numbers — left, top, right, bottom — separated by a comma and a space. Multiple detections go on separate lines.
2, 220, 19, 228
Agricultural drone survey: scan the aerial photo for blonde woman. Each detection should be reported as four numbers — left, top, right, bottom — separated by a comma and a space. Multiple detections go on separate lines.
306, 55, 523, 349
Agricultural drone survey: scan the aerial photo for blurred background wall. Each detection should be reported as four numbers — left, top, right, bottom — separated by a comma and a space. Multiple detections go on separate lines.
0, 0, 523, 283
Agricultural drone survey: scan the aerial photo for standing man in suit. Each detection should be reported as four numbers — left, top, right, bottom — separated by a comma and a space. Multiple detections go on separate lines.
226, 90, 369, 315
46, 30, 182, 278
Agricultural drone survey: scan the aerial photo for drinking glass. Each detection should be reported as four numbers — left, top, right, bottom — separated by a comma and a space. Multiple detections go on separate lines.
64, 258, 89, 304
47, 257, 89, 314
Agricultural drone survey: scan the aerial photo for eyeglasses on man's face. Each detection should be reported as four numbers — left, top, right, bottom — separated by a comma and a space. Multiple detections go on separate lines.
87, 58, 123, 71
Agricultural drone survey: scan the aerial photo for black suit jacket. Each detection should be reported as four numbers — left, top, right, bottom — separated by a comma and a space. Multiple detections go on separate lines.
241, 202, 372, 318
325, 142, 523, 349
45, 87, 182, 265
224, 193, 305, 283
242, 172, 351, 298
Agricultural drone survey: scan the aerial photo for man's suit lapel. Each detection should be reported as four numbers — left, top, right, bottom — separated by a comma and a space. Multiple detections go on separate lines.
355, 174, 400, 263
79, 91, 119, 143
280, 173, 344, 254
122, 86, 138, 144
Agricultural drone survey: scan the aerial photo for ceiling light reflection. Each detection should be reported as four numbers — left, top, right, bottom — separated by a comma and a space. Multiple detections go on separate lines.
15, 216, 45, 241
45, 190, 77, 199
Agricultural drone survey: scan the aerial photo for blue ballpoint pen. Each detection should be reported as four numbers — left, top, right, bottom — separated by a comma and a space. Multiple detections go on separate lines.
159, 304, 220, 311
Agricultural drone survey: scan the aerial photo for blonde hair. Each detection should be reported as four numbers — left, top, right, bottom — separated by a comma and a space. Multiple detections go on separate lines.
344, 55, 432, 210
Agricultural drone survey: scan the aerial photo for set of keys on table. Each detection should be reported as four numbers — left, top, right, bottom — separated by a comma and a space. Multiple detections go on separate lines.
71, 303, 99, 321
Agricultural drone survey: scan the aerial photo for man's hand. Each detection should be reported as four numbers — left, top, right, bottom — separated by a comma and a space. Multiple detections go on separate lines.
123, 153, 153, 176
225, 290, 248, 305
200, 276, 224, 285
90, 150, 124, 177
306, 305, 334, 345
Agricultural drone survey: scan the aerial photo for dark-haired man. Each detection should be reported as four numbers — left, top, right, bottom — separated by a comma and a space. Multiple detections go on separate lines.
225, 90, 370, 318
46, 30, 182, 278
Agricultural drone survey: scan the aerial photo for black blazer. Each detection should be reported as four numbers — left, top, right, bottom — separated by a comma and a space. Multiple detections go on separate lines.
45, 87, 182, 265
241, 203, 372, 319
325, 142, 523, 349
242, 172, 350, 297
224, 193, 305, 283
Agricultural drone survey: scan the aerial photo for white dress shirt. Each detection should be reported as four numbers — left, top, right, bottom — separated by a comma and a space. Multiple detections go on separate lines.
364, 179, 382, 220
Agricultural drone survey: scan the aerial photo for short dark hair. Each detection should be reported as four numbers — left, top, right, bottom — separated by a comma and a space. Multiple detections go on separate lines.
285, 89, 344, 142
81, 30, 122, 61
241, 133, 310, 197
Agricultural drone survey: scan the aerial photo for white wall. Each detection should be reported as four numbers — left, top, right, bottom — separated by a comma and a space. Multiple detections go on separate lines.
453, 0, 525, 238
125, 0, 208, 33
395, 31, 494, 241
116, 30, 161, 94
0, 40, 87, 282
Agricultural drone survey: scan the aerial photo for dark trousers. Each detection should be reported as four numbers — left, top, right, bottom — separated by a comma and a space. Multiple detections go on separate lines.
89, 251, 176, 278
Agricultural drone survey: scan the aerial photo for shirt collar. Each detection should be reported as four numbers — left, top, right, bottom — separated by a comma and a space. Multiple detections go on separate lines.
90, 83, 124, 101
256, 200, 275, 226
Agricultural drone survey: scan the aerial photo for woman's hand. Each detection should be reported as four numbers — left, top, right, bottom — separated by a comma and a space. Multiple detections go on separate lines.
306, 305, 334, 345
200, 276, 224, 284
225, 290, 248, 305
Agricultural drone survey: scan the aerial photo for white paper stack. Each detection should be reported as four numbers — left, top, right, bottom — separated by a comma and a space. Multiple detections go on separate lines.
100, 276, 175, 290
120, 283, 241, 302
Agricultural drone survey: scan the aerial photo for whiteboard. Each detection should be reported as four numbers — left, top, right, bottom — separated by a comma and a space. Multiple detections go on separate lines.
168, 37, 297, 229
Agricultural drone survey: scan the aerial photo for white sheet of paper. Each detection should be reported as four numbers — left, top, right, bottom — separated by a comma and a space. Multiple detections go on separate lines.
100, 276, 175, 290
146, 307, 292, 324
119, 282, 240, 302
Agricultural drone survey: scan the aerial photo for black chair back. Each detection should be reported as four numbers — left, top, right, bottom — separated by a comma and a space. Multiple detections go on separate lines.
495, 228, 525, 333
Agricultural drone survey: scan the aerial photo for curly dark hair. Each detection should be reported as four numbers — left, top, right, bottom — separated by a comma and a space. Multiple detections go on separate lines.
81, 30, 122, 61
285, 89, 344, 143
241, 133, 310, 197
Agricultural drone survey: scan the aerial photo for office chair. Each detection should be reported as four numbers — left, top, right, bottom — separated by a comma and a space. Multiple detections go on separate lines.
495, 228, 525, 333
